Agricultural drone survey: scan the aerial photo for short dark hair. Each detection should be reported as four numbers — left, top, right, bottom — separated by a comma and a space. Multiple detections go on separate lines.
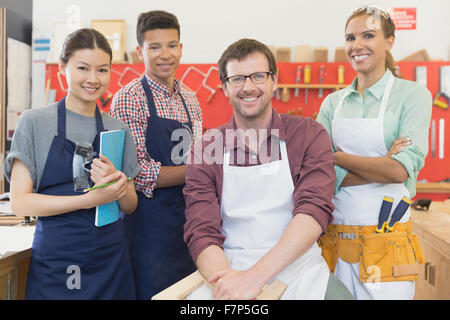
218, 39, 277, 84
136, 10, 180, 46
60, 28, 112, 64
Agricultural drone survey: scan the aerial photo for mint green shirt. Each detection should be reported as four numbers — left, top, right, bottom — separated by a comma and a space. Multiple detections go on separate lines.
316, 70, 432, 197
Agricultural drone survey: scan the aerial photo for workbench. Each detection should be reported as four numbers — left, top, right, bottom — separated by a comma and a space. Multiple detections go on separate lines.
1, 202, 450, 300
412, 200, 450, 299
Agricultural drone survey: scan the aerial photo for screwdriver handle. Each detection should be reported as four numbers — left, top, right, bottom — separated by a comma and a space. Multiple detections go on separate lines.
338, 65, 345, 85
318, 65, 325, 98
319, 65, 325, 80
304, 65, 311, 84
386, 197, 412, 232
376, 196, 393, 233
294, 66, 302, 97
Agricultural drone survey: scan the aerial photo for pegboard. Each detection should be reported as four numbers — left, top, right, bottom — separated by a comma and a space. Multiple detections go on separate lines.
45, 61, 450, 185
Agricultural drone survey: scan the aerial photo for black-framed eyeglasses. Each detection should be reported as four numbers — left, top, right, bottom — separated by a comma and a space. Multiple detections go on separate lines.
225, 72, 273, 87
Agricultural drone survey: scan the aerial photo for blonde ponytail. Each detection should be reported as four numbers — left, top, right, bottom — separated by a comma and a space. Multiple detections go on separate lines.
385, 51, 401, 78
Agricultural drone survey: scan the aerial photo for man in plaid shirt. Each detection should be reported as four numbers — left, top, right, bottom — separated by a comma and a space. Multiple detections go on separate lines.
110, 10, 202, 300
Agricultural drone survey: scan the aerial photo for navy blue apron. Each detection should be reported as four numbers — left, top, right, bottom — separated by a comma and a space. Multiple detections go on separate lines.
121, 77, 196, 299
25, 97, 135, 300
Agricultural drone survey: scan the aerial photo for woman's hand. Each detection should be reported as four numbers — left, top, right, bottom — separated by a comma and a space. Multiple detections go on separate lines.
387, 136, 412, 157
84, 171, 129, 208
90, 154, 116, 184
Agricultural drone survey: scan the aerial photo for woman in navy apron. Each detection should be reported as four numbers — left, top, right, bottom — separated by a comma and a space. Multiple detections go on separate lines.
6, 29, 138, 299
121, 76, 196, 300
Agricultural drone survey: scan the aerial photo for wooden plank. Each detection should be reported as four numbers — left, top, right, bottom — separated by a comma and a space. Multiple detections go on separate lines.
416, 183, 450, 194
152, 270, 205, 300
256, 280, 287, 300
152, 269, 288, 300
294, 45, 312, 62
218, 84, 347, 90
278, 84, 347, 90
276, 47, 292, 63
0, 216, 24, 226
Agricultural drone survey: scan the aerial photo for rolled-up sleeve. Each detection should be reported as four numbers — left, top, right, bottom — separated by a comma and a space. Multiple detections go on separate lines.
391, 83, 432, 197
317, 94, 347, 195
5, 111, 37, 188
334, 165, 348, 195
110, 87, 161, 198
183, 137, 226, 263
291, 121, 336, 234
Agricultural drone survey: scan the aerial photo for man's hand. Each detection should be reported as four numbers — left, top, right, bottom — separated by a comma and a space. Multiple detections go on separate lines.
208, 268, 266, 300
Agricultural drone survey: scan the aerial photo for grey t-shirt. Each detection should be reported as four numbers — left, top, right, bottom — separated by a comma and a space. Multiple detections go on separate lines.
4, 103, 141, 192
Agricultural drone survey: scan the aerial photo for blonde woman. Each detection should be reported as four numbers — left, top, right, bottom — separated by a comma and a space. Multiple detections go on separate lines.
317, 6, 431, 299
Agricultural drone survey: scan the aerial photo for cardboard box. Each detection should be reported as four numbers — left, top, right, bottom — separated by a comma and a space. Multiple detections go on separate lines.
400, 49, 431, 62
334, 47, 347, 62
91, 20, 126, 63
276, 47, 292, 62
313, 47, 328, 62
294, 45, 312, 62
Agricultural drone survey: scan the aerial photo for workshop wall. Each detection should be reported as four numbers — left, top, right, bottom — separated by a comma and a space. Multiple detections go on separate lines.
33, 0, 450, 197
32, 0, 450, 63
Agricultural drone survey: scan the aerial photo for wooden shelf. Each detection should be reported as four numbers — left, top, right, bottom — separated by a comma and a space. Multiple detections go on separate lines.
278, 84, 347, 90
217, 83, 348, 90
416, 183, 450, 194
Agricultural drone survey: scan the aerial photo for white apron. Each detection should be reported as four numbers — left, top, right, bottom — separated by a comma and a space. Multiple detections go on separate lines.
188, 140, 330, 300
331, 74, 415, 299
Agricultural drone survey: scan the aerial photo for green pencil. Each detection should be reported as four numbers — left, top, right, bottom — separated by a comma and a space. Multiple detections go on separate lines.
83, 177, 132, 192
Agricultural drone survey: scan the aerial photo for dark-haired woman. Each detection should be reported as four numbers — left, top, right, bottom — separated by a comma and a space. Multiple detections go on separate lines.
5, 28, 140, 299
317, 6, 431, 299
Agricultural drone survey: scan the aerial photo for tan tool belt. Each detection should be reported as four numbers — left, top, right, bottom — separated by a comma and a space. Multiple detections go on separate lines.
318, 221, 425, 283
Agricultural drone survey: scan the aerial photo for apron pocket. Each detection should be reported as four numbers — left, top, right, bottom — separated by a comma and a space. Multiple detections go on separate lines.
360, 233, 393, 282
318, 233, 337, 272
337, 237, 360, 264
360, 232, 420, 283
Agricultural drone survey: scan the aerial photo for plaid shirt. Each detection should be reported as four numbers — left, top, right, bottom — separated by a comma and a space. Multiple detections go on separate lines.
110, 74, 202, 198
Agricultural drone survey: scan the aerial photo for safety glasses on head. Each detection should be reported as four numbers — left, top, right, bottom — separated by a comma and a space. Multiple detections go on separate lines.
352, 4, 396, 34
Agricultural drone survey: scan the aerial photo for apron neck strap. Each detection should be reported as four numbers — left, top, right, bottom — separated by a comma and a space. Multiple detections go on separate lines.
333, 89, 352, 122
378, 74, 395, 121
223, 139, 287, 167
94, 105, 105, 133
332, 73, 395, 122
57, 96, 105, 138
57, 97, 67, 137
140, 76, 192, 126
